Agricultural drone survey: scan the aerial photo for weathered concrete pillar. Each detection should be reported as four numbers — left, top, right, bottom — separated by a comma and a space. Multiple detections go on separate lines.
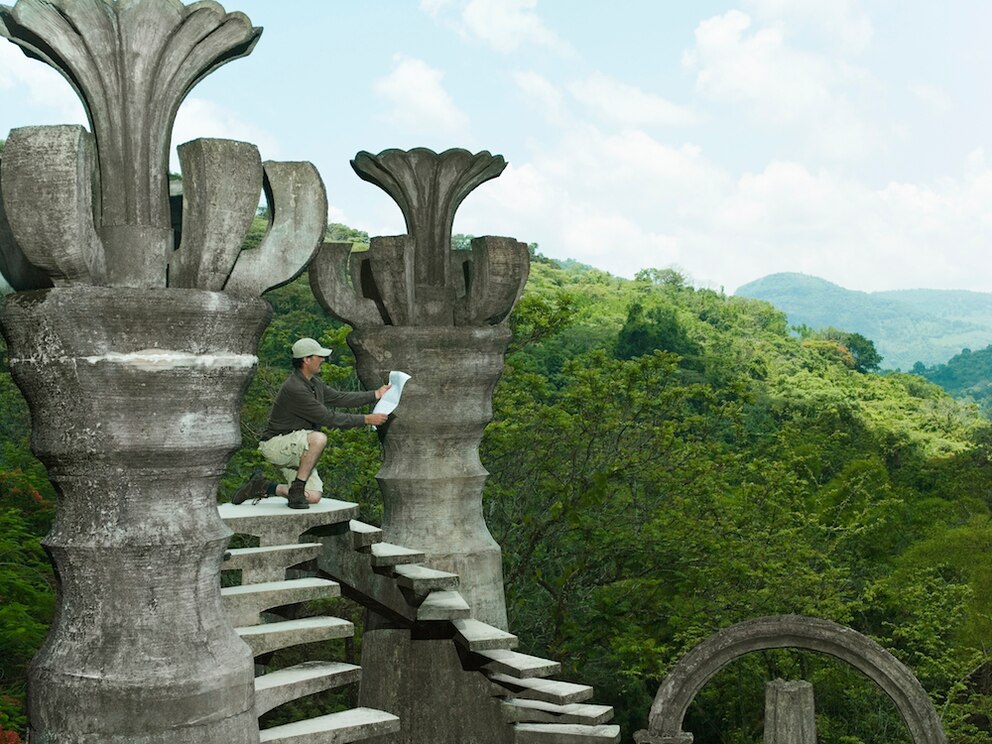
1, 288, 270, 743
350, 325, 511, 626
764, 679, 816, 744
0, 2, 327, 740
310, 147, 530, 743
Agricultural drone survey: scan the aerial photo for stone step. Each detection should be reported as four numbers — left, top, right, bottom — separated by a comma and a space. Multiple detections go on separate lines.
259, 706, 400, 743
313, 531, 429, 623
222, 577, 339, 627
219, 498, 358, 546
225, 543, 323, 583
502, 698, 614, 725
348, 520, 383, 549
513, 723, 621, 744
393, 564, 460, 595
452, 618, 518, 651
236, 616, 353, 657
476, 650, 561, 679
416, 590, 471, 621
255, 661, 362, 716
365, 541, 426, 569
486, 674, 594, 705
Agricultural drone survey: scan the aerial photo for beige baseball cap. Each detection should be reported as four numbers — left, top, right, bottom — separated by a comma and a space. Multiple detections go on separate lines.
291, 337, 332, 358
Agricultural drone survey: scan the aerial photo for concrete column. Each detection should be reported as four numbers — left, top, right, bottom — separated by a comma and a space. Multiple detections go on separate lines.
0, 287, 270, 743
764, 679, 816, 744
311, 148, 530, 744
351, 325, 512, 628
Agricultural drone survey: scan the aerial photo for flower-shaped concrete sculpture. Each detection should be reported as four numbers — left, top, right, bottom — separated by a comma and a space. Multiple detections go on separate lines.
310, 148, 529, 327
0, 0, 260, 286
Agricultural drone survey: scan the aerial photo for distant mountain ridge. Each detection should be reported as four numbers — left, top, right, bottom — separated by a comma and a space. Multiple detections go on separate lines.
735, 273, 992, 370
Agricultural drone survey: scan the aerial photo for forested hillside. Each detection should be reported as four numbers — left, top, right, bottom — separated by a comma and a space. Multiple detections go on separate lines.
736, 272, 992, 370
1, 247, 991, 743
916, 345, 992, 416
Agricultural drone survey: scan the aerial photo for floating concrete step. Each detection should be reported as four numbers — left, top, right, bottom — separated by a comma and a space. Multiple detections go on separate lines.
453, 618, 518, 651
219, 498, 358, 546
237, 616, 353, 657
502, 698, 614, 725
477, 650, 561, 679
393, 564, 459, 595
416, 590, 471, 621
486, 674, 594, 705
349, 520, 383, 549
255, 660, 362, 716
224, 543, 324, 583
222, 577, 339, 627
259, 706, 400, 743
366, 541, 426, 569
513, 723, 620, 744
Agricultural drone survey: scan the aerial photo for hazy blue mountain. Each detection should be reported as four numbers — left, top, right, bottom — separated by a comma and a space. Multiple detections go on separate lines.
735, 273, 992, 370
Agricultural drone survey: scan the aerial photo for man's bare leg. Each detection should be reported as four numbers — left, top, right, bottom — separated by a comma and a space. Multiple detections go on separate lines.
284, 430, 327, 507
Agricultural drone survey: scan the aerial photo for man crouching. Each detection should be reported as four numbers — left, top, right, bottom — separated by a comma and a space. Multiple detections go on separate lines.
232, 337, 390, 509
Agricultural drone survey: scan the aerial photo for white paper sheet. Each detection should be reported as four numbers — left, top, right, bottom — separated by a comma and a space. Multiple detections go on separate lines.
373, 370, 411, 416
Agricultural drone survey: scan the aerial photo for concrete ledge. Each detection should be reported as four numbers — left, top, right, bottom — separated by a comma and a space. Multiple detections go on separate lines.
477, 650, 561, 679
219, 498, 358, 546
486, 674, 595, 705
503, 698, 614, 725
255, 660, 362, 716
367, 541, 427, 568
222, 577, 339, 627
349, 520, 383, 549
394, 564, 460, 595
514, 723, 621, 744
225, 543, 323, 583
236, 616, 353, 657
453, 618, 518, 651
259, 706, 400, 743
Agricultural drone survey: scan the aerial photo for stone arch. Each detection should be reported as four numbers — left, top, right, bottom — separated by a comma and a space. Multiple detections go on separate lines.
640, 615, 946, 744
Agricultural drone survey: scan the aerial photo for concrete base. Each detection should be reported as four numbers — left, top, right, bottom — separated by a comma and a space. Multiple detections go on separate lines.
359, 613, 512, 744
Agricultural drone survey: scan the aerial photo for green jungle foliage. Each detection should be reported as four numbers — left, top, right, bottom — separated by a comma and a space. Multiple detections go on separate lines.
1, 243, 990, 743
736, 272, 992, 371
916, 346, 992, 416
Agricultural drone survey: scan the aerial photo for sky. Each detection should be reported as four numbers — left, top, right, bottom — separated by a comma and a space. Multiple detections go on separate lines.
2, 0, 992, 294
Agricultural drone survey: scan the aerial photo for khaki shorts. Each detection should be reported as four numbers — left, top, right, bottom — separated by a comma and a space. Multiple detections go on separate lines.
258, 430, 323, 494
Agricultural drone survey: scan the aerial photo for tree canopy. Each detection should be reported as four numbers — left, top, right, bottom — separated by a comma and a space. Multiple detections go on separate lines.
0, 242, 989, 743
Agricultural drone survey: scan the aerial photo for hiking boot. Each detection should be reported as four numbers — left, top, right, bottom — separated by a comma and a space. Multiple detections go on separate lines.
231, 469, 268, 505
287, 479, 309, 510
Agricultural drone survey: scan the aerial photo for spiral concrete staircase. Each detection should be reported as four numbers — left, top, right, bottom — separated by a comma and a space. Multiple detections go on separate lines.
218, 497, 620, 743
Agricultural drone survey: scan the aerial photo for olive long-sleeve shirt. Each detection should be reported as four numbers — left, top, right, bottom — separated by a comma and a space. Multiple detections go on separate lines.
260, 370, 376, 441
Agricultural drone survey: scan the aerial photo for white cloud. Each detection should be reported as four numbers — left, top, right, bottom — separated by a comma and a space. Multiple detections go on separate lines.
744, 0, 873, 53
568, 73, 699, 128
462, 0, 571, 55
0, 41, 86, 132
171, 98, 281, 170
418, 0, 452, 15
455, 112, 992, 294
374, 55, 470, 136
682, 10, 880, 160
424, 0, 571, 56
454, 122, 730, 278
512, 71, 565, 125
911, 83, 951, 113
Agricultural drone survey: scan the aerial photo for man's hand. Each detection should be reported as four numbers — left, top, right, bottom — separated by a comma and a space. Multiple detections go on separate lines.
374, 383, 392, 400
365, 413, 389, 426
